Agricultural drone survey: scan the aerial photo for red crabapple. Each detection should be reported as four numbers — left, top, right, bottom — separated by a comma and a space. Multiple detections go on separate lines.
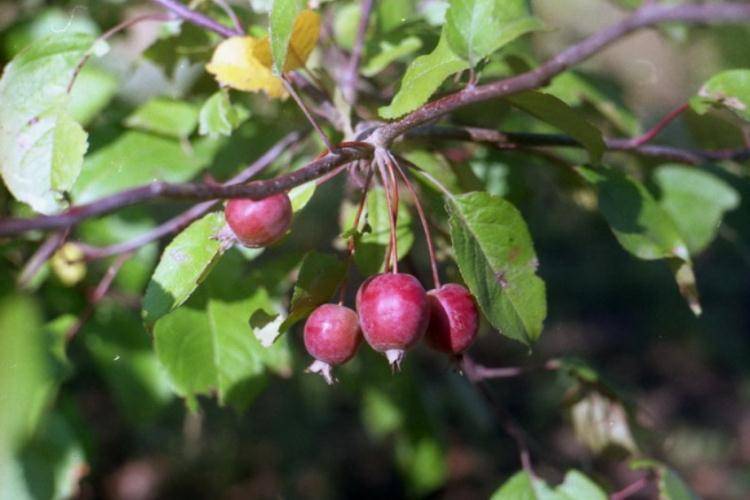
356, 273, 428, 368
304, 304, 362, 384
424, 284, 479, 355
224, 193, 292, 248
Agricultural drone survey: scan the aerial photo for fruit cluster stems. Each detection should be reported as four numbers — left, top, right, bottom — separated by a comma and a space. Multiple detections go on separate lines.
386, 152, 441, 289
338, 165, 374, 305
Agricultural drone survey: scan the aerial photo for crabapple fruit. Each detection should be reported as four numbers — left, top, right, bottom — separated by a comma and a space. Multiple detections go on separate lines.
424, 284, 479, 355
304, 304, 362, 384
224, 193, 292, 248
356, 273, 428, 368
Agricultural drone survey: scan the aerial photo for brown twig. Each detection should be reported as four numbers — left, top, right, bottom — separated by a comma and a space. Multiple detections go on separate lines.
0, 144, 368, 237
407, 125, 750, 165
610, 474, 653, 500
17, 230, 69, 288
341, 0, 374, 105
461, 355, 535, 474
371, 2, 750, 146
65, 252, 132, 341
282, 76, 334, 151
150, 0, 240, 38
76, 132, 302, 260
621, 102, 689, 148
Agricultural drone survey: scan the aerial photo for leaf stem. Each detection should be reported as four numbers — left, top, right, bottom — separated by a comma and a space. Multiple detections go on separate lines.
282, 76, 334, 152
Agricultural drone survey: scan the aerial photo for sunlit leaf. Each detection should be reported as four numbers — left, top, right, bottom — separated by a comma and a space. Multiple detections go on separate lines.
691, 69, 750, 122
0, 34, 94, 214
445, 0, 542, 67
124, 97, 200, 139
142, 212, 226, 327
654, 165, 739, 255
379, 32, 469, 119
448, 192, 546, 345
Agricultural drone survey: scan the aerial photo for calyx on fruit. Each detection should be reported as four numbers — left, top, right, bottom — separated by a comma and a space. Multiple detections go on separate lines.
304, 303, 362, 384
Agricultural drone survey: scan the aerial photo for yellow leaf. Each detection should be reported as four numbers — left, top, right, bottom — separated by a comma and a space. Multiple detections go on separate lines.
254, 10, 320, 73
206, 36, 287, 99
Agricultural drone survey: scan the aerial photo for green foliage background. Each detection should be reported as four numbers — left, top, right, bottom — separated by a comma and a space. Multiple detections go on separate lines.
1, 0, 749, 498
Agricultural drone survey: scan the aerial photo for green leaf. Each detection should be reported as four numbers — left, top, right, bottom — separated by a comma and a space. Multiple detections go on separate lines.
691, 69, 750, 122
142, 212, 226, 327
556, 470, 608, 500
270, 0, 302, 75
445, 0, 542, 67
73, 131, 220, 203
0, 295, 48, 453
506, 91, 605, 162
280, 251, 346, 332
12, 412, 87, 500
379, 32, 470, 119
84, 305, 174, 424
490, 471, 556, 499
0, 34, 93, 214
448, 192, 546, 345
654, 165, 739, 255
545, 71, 641, 136
153, 252, 290, 410
577, 166, 702, 314
68, 65, 118, 126
124, 97, 200, 139
490, 470, 607, 500
198, 90, 250, 138
631, 461, 699, 500
351, 187, 415, 275
576, 167, 689, 261
362, 37, 423, 77
288, 180, 316, 212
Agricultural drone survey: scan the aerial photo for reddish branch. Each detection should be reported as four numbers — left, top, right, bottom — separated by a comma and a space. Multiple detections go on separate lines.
341, 0, 374, 105
75, 131, 302, 259
371, 2, 750, 145
150, 0, 240, 38
0, 144, 366, 237
407, 126, 750, 165
3, 2, 750, 238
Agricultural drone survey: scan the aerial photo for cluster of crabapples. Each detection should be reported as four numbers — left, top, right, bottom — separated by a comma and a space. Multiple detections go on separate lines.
223, 188, 480, 385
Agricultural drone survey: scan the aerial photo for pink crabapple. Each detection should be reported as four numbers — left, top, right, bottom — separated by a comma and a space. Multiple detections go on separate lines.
424, 284, 479, 355
303, 304, 362, 384
224, 193, 292, 248
356, 273, 428, 368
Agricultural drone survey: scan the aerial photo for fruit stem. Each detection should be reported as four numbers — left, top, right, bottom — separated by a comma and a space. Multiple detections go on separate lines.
388, 152, 441, 288
281, 76, 334, 152
374, 150, 399, 273
339, 164, 374, 305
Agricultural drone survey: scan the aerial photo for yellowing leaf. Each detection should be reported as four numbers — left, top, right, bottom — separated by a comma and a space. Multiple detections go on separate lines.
256, 10, 320, 72
206, 36, 286, 98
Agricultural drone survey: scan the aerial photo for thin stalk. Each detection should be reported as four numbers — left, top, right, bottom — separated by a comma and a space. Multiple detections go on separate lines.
375, 153, 398, 273
67, 13, 172, 93
339, 165, 374, 304
282, 76, 334, 151
389, 153, 440, 288
212, 0, 243, 34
